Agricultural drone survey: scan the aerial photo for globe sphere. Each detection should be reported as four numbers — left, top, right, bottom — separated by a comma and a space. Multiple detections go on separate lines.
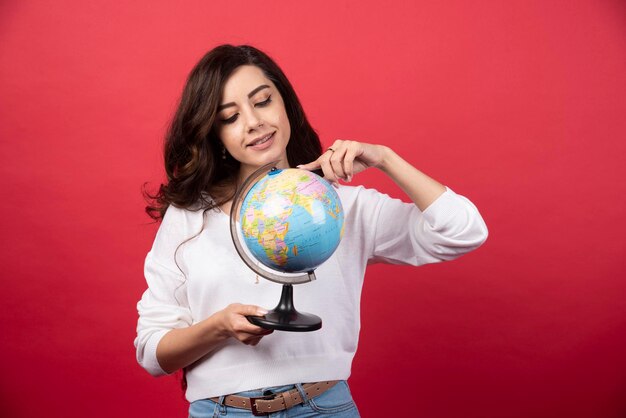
239, 168, 344, 273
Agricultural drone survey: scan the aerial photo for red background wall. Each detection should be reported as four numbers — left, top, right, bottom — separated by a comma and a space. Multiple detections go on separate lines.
1, 1, 625, 417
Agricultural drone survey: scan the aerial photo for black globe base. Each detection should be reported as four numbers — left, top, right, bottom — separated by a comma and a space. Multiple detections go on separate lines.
247, 310, 322, 332
246, 284, 322, 332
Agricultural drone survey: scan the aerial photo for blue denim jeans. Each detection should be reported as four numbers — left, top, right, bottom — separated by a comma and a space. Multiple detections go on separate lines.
189, 381, 360, 417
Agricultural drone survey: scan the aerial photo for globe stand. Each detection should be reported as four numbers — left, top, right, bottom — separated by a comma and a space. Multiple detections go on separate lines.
230, 162, 342, 333
247, 284, 322, 331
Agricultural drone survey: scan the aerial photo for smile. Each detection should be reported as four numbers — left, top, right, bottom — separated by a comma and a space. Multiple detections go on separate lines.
247, 132, 275, 148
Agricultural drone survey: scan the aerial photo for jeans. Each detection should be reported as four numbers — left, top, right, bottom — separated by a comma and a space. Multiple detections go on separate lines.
189, 381, 360, 417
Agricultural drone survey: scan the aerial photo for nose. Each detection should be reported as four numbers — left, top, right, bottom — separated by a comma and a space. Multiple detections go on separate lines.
242, 106, 263, 133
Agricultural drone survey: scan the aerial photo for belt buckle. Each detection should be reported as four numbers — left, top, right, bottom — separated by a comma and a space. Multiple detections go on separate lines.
249, 395, 274, 416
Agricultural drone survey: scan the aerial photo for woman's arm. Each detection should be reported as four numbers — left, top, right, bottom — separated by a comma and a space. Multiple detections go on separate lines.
298, 140, 446, 211
299, 140, 487, 264
135, 206, 273, 376
155, 304, 272, 374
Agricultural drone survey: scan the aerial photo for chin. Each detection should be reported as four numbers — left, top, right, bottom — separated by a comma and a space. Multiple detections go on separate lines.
261, 150, 288, 167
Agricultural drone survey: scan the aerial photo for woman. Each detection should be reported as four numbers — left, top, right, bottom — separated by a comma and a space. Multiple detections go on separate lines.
135, 44, 488, 417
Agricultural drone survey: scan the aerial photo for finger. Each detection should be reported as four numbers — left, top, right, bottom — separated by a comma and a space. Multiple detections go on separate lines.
296, 159, 321, 171
343, 146, 359, 182
235, 304, 269, 317
329, 147, 347, 180
233, 318, 264, 334
318, 154, 339, 187
297, 144, 335, 171
242, 324, 273, 335
327, 140, 347, 184
246, 335, 264, 346
228, 305, 270, 333
232, 319, 271, 337
238, 326, 273, 342
250, 327, 274, 336
304, 148, 337, 183
237, 332, 262, 344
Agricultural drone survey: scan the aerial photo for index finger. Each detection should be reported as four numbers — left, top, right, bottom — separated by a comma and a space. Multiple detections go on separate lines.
296, 159, 321, 171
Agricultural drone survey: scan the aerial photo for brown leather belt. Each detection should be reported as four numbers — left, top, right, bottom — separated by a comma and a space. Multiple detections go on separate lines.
210, 381, 339, 416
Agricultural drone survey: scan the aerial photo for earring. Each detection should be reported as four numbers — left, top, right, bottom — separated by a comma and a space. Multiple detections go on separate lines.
221, 146, 226, 160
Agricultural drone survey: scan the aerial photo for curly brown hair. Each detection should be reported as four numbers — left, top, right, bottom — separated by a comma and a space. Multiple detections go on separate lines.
145, 45, 322, 220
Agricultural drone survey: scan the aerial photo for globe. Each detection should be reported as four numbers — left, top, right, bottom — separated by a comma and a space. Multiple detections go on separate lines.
239, 167, 344, 274
228, 163, 344, 331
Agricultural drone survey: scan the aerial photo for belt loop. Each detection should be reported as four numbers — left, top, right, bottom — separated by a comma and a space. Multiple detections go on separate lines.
295, 383, 310, 405
216, 395, 226, 416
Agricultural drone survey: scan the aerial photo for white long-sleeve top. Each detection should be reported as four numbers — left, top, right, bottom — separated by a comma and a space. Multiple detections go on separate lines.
135, 185, 488, 402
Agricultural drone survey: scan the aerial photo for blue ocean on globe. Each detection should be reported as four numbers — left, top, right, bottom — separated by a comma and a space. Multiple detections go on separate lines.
239, 168, 344, 273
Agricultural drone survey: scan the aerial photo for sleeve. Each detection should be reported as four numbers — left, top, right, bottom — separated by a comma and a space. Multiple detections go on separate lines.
134, 207, 195, 377
367, 186, 488, 265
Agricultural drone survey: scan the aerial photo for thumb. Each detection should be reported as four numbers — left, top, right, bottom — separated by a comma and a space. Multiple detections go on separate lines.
239, 304, 269, 317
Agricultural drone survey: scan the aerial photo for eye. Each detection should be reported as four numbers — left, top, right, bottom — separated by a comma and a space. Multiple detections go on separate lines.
220, 114, 238, 124
255, 95, 272, 107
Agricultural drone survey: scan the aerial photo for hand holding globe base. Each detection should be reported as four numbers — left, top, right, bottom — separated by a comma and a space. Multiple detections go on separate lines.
230, 162, 344, 332
246, 283, 322, 332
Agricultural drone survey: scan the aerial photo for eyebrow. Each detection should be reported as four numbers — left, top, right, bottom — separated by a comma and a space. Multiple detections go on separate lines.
217, 84, 271, 112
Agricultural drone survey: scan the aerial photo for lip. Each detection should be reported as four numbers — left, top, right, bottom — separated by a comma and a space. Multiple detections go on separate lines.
246, 132, 275, 150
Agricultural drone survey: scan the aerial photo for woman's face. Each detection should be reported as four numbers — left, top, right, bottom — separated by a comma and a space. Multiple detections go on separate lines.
216, 65, 291, 181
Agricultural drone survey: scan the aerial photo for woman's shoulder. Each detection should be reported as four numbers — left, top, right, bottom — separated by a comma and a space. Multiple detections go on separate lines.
162, 192, 221, 221
159, 201, 220, 236
163, 202, 205, 221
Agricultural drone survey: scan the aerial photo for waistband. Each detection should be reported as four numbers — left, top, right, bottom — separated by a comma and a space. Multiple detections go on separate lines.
210, 381, 339, 416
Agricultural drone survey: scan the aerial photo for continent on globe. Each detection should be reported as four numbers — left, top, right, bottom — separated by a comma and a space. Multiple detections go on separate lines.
240, 168, 344, 273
